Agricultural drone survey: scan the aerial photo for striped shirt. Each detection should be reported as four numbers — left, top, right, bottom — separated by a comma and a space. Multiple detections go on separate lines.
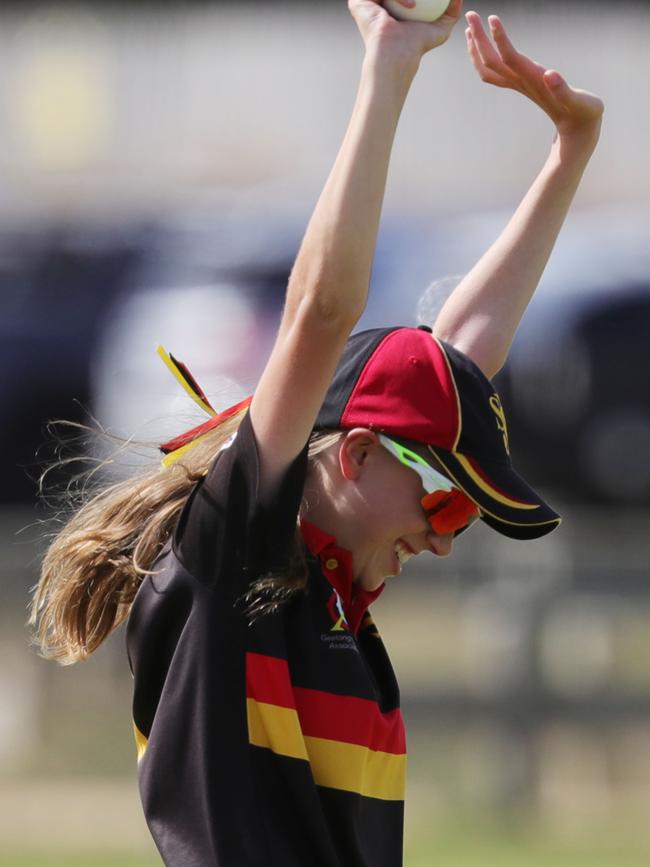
127, 411, 406, 866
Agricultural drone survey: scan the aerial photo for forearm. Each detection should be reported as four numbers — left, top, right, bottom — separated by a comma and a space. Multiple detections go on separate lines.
283, 52, 418, 329
433, 129, 600, 377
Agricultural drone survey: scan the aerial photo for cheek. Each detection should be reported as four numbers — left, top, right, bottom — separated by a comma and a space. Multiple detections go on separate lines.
356, 458, 425, 532
372, 477, 424, 530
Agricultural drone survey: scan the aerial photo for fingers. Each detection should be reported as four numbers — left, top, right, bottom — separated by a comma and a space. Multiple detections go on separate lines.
464, 11, 553, 98
465, 11, 502, 69
485, 14, 519, 65
465, 28, 507, 87
544, 69, 566, 91
465, 11, 509, 87
465, 11, 543, 80
542, 71, 604, 119
348, 0, 392, 34
443, 0, 464, 23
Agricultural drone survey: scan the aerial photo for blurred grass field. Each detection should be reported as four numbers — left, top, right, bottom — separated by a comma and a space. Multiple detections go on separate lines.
5, 815, 650, 867
3, 837, 650, 867
0, 858, 160, 867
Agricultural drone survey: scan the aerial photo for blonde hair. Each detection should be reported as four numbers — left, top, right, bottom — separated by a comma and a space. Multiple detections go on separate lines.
29, 412, 343, 665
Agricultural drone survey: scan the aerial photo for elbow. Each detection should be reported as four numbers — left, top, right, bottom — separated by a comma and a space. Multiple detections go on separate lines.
281, 286, 364, 349
301, 290, 365, 335
285, 267, 367, 333
314, 288, 366, 329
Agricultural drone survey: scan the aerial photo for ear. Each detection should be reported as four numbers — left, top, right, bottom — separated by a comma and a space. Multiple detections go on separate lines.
338, 428, 380, 482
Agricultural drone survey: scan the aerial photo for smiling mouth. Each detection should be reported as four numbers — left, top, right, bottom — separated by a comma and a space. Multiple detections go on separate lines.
394, 540, 415, 566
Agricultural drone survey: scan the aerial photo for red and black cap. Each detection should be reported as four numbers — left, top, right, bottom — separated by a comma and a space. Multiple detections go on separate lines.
315, 325, 561, 540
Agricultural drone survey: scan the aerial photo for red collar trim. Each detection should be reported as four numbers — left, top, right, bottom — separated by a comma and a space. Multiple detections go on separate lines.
299, 520, 384, 635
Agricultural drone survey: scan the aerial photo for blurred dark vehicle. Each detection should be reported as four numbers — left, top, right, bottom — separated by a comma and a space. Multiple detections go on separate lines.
2, 211, 296, 503
497, 282, 650, 505
1, 223, 144, 502
4, 204, 648, 507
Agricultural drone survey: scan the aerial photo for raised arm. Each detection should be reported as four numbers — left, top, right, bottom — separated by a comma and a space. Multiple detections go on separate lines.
432, 11, 604, 379
250, 0, 463, 493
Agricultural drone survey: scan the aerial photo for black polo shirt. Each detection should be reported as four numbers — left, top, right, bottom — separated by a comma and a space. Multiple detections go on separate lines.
126, 411, 407, 866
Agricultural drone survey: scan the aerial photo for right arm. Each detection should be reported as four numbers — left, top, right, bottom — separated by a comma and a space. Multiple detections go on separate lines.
432, 12, 603, 378
250, 0, 463, 495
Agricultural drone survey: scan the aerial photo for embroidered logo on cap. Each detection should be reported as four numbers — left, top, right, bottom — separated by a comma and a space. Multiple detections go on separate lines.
489, 394, 510, 456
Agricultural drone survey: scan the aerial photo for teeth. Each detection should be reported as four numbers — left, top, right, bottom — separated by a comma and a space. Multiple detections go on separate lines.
394, 542, 413, 565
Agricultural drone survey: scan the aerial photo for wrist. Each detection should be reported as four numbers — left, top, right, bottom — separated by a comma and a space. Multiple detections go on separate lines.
552, 120, 601, 164
362, 39, 421, 91
556, 112, 602, 149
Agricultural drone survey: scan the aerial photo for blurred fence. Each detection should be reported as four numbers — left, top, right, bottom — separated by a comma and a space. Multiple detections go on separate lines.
3, 503, 649, 852
382, 507, 650, 832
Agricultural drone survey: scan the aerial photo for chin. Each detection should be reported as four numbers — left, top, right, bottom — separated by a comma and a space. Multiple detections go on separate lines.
358, 571, 388, 593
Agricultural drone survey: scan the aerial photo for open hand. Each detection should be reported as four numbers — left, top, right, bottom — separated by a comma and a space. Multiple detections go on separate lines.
465, 11, 603, 141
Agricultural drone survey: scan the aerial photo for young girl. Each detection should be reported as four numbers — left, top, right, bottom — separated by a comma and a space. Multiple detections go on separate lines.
31, 2, 603, 865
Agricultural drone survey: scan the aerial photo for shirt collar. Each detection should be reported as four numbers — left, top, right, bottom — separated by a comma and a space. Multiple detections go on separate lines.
299, 519, 384, 635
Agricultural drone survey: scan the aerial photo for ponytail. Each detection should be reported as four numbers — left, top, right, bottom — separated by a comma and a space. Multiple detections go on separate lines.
29, 409, 247, 665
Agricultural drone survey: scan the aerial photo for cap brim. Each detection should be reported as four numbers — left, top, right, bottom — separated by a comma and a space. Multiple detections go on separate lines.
427, 446, 561, 540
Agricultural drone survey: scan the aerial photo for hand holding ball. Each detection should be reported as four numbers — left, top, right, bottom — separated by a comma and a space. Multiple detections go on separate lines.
383, 0, 451, 22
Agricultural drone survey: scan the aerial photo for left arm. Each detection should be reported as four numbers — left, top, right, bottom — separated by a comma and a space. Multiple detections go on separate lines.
432, 12, 604, 378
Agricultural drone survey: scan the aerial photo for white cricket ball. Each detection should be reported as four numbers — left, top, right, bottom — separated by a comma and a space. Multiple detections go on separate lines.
383, 0, 451, 23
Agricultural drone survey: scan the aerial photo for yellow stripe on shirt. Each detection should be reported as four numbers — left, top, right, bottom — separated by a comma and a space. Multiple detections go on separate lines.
247, 698, 406, 801
133, 721, 148, 763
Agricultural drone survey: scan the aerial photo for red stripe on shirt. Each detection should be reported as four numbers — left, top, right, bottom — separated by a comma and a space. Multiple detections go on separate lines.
246, 652, 296, 709
294, 687, 405, 755
246, 653, 405, 755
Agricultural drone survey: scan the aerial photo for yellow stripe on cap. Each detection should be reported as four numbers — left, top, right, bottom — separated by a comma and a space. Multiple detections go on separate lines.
157, 345, 216, 418
453, 453, 539, 511
429, 451, 560, 530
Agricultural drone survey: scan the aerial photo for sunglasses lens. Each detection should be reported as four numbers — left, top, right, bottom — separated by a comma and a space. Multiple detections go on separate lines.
453, 511, 480, 537
422, 490, 480, 535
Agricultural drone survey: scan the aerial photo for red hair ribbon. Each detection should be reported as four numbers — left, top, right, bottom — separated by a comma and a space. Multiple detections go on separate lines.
160, 396, 252, 455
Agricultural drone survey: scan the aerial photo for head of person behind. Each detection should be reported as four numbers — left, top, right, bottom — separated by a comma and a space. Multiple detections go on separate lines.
30, 325, 560, 664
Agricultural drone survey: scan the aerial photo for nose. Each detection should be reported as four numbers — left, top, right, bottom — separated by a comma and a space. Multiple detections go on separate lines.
427, 531, 453, 557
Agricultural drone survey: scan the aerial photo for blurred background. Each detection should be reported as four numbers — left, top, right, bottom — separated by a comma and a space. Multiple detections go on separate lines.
2, 0, 649, 864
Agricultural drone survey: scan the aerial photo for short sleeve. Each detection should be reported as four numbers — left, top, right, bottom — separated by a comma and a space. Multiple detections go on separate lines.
174, 411, 309, 592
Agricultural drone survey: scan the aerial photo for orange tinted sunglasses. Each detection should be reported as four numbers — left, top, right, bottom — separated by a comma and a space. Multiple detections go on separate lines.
379, 435, 480, 535
421, 489, 480, 535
